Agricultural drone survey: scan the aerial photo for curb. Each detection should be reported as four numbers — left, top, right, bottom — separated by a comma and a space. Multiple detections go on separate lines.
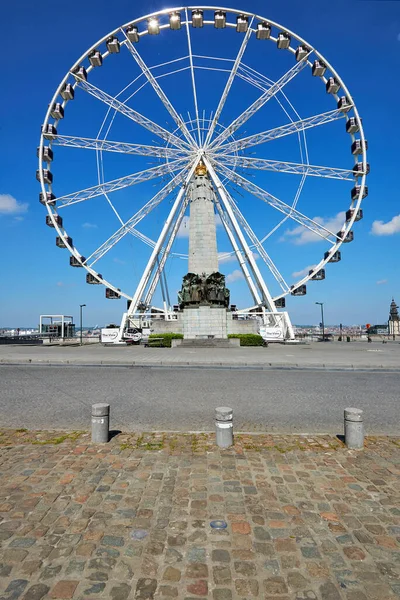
1, 359, 399, 372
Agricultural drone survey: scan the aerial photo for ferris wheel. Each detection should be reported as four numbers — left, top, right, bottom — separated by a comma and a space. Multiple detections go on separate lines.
37, 6, 368, 330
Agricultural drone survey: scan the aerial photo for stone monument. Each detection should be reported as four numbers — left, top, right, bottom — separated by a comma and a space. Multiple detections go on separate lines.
151, 160, 258, 342
388, 298, 400, 337
178, 160, 232, 339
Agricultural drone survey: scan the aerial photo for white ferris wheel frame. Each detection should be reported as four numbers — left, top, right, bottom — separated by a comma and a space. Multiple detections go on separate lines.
38, 5, 368, 315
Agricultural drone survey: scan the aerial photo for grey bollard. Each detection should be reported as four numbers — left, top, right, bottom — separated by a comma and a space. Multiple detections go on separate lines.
215, 407, 233, 448
344, 407, 364, 449
92, 403, 110, 443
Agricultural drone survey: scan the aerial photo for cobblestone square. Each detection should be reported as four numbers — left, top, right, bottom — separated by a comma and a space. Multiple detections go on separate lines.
0, 430, 399, 599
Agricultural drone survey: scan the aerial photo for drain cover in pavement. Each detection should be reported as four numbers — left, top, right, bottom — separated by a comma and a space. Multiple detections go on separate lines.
210, 520, 227, 529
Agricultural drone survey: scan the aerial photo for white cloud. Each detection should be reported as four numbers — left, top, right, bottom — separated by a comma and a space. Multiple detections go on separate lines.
82, 222, 98, 229
0, 194, 28, 215
371, 215, 400, 236
56, 281, 64, 287
280, 212, 345, 245
113, 258, 126, 265
292, 264, 316, 278
376, 279, 388, 285
226, 269, 244, 283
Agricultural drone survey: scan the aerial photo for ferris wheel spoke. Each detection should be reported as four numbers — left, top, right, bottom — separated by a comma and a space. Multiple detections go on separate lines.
216, 108, 347, 155
204, 18, 254, 147
215, 155, 354, 181
86, 166, 190, 267
52, 134, 190, 160
121, 32, 197, 148
209, 53, 311, 150
223, 193, 290, 293
184, 9, 201, 146
57, 158, 188, 208
217, 163, 338, 244
74, 77, 191, 151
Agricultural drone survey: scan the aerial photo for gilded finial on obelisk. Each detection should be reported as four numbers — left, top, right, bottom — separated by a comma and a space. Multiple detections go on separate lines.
195, 159, 207, 176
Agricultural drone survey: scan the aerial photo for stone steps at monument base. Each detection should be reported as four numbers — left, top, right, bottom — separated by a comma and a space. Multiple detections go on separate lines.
174, 338, 239, 348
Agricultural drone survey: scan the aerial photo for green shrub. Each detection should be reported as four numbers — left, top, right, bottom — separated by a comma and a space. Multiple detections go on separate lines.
148, 333, 184, 347
228, 333, 264, 346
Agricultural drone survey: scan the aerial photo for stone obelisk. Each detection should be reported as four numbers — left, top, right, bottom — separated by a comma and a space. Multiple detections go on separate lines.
178, 160, 230, 339
188, 160, 219, 275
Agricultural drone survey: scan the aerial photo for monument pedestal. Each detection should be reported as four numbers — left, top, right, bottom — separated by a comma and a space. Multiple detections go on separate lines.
182, 305, 228, 339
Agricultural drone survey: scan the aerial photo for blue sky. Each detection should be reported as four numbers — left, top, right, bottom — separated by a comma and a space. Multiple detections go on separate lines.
1, 0, 399, 328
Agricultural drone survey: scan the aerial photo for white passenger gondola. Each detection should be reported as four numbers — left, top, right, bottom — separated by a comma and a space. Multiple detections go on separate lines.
169, 12, 181, 30
56, 236, 72, 248
256, 21, 271, 39
337, 230, 354, 243
42, 124, 57, 139
36, 169, 53, 184
295, 45, 310, 61
351, 185, 368, 201
214, 10, 226, 28
192, 9, 203, 27
106, 288, 121, 299
37, 146, 53, 162
312, 60, 326, 77
50, 103, 64, 120
46, 215, 63, 228
70, 255, 85, 267
60, 84, 74, 101
310, 269, 325, 280
72, 66, 87, 81
126, 24, 139, 42
326, 77, 340, 94
277, 32, 290, 49
86, 273, 102, 284
236, 14, 248, 33
346, 208, 363, 222
106, 36, 120, 52
346, 117, 359, 134
337, 96, 351, 112
351, 140, 368, 155
353, 162, 370, 176
291, 285, 307, 296
147, 17, 160, 35
88, 50, 103, 67
324, 250, 341, 262
39, 192, 56, 206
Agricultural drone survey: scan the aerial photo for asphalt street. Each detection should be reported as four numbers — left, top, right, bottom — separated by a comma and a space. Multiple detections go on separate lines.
1, 364, 399, 434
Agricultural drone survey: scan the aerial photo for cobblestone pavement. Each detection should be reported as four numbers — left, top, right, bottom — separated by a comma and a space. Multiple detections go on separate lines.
0, 430, 399, 600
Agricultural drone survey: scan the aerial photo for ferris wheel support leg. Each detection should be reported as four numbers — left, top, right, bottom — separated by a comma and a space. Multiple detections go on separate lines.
144, 192, 191, 308
204, 157, 278, 318
120, 162, 197, 337
213, 198, 261, 306
282, 311, 295, 340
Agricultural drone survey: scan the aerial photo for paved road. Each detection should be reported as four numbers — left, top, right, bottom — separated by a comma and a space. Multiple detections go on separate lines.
1, 364, 398, 434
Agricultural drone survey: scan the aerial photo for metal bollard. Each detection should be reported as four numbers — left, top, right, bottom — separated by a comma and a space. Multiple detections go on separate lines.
215, 407, 233, 448
92, 403, 110, 443
344, 407, 364, 449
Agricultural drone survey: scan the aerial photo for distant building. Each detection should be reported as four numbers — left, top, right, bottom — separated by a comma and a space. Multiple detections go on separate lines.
389, 298, 400, 336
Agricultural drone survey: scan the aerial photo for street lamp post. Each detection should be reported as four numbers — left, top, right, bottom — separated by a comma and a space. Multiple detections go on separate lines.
315, 302, 325, 341
79, 304, 86, 346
